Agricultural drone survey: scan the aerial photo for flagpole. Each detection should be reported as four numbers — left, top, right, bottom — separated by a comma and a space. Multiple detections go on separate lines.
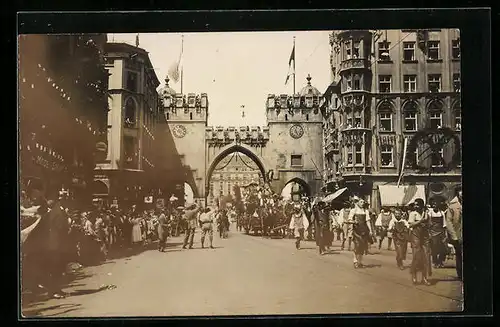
293, 36, 296, 95
397, 136, 408, 187
180, 35, 184, 94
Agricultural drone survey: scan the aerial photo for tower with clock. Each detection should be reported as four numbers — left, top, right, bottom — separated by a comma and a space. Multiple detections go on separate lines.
159, 76, 209, 205
264, 75, 324, 195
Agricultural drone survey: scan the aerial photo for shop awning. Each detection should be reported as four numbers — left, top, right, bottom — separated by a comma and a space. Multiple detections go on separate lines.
322, 187, 348, 203
378, 184, 426, 207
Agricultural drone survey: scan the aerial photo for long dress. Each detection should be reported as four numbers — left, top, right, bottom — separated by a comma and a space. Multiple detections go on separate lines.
408, 211, 432, 276
131, 219, 143, 243
350, 210, 371, 255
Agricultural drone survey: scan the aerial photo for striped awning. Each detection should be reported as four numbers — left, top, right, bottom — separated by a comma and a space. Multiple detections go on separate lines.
378, 184, 426, 207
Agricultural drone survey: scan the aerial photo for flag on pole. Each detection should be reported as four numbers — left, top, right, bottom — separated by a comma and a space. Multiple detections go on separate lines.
285, 43, 295, 85
169, 37, 184, 83
397, 137, 409, 187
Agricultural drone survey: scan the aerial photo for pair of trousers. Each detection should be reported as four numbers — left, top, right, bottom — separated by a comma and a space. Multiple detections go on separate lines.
183, 228, 196, 247
450, 240, 463, 280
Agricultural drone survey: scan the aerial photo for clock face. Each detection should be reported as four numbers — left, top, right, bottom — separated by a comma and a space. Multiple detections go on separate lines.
289, 124, 304, 139
172, 125, 187, 138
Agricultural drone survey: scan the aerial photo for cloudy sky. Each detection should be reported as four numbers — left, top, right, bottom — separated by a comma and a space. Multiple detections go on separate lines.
109, 31, 332, 126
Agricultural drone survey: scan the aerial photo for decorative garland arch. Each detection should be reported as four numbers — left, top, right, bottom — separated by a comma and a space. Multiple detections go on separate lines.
406, 127, 461, 173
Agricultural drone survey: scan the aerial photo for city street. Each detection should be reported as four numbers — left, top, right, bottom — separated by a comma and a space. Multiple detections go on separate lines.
21, 226, 463, 317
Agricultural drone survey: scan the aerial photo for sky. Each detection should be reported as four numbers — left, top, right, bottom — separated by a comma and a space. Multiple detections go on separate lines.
109, 31, 332, 126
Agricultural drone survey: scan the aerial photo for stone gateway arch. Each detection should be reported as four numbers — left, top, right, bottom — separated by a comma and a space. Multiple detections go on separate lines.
160, 75, 324, 206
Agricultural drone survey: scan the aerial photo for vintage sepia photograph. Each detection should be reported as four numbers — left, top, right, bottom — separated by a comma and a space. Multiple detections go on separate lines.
19, 29, 463, 317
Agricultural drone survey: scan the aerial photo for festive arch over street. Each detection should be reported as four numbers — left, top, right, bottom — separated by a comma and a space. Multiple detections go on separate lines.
205, 144, 267, 191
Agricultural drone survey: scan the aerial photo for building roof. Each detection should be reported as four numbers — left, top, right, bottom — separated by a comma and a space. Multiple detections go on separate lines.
104, 42, 160, 86
299, 74, 321, 97
159, 76, 177, 97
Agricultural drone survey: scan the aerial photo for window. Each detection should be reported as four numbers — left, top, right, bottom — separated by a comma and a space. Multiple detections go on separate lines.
346, 75, 352, 91
346, 117, 353, 128
123, 136, 138, 168
453, 74, 461, 92
453, 101, 461, 131
403, 42, 416, 61
427, 41, 440, 60
380, 145, 394, 167
353, 75, 361, 90
428, 74, 441, 93
209, 182, 214, 196
379, 75, 392, 93
291, 154, 303, 167
347, 147, 353, 165
429, 112, 442, 129
431, 148, 444, 167
228, 182, 231, 195
405, 147, 418, 168
354, 117, 362, 128
345, 41, 352, 59
452, 39, 460, 59
124, 98, 136, 127
353, 41, 360, 58
403, 101, 419, 131
378, 41, 390, 61
355, 144, 363, 164
403, 75, 417, 93
379, 113, 392, 131
126, 71, 138, 92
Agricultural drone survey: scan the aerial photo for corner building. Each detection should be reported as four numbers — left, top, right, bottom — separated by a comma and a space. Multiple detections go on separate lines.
324, 29, 461, 211
95, 42, 162, 207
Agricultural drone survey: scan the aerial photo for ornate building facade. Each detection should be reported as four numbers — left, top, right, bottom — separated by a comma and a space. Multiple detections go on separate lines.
207, 152, 261, 206
94, 42, 164, 207
322, 29, 461, 211
19, 34, 109, 205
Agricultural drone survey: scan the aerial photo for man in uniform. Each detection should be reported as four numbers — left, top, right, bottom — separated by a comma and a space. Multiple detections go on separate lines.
182, 203, 200, 249
199, 207, 215, 249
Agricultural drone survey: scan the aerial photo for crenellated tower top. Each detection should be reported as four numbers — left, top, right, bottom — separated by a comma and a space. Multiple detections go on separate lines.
266, 74, 323, 124
159, 75, 209, 124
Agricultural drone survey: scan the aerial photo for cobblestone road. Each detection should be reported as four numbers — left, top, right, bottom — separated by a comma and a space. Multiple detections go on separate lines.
21, 226, 463, 317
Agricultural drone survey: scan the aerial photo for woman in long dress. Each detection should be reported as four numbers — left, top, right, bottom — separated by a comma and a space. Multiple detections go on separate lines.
347, 197, 373, 268
408, 198, 432, 285
131, 217, 143, 245
427, 197, 448, 268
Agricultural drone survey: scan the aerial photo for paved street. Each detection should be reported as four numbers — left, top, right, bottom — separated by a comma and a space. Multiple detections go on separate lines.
21, 226, 463, 317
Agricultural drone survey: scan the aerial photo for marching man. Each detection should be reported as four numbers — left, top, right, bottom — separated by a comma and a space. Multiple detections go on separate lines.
289, 203, 309, 250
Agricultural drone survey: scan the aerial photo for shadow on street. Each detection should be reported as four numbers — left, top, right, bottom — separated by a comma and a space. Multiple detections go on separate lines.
22, 303, 81, 318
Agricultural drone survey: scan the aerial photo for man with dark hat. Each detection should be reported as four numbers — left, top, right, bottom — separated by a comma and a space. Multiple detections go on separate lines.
313, 201, 332, 255
182, 203, 200, 249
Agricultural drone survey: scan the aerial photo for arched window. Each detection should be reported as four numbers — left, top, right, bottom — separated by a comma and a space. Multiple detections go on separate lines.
124, 97, 137, 128
353, 74, 361, 90
378, 101, 394, 132
427, 100, 443, 129
403, 100, 419, 131
453, 100, 461, 131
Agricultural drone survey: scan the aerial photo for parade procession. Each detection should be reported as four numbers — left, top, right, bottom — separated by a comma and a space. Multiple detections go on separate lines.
19, 29, 464, 317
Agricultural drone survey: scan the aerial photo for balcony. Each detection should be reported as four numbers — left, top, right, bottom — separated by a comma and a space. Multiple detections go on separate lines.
339, 58, 371, 73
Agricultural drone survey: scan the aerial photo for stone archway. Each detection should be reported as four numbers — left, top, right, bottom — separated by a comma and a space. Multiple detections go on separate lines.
205, 143, 267, 202
281, 177, 311, 201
